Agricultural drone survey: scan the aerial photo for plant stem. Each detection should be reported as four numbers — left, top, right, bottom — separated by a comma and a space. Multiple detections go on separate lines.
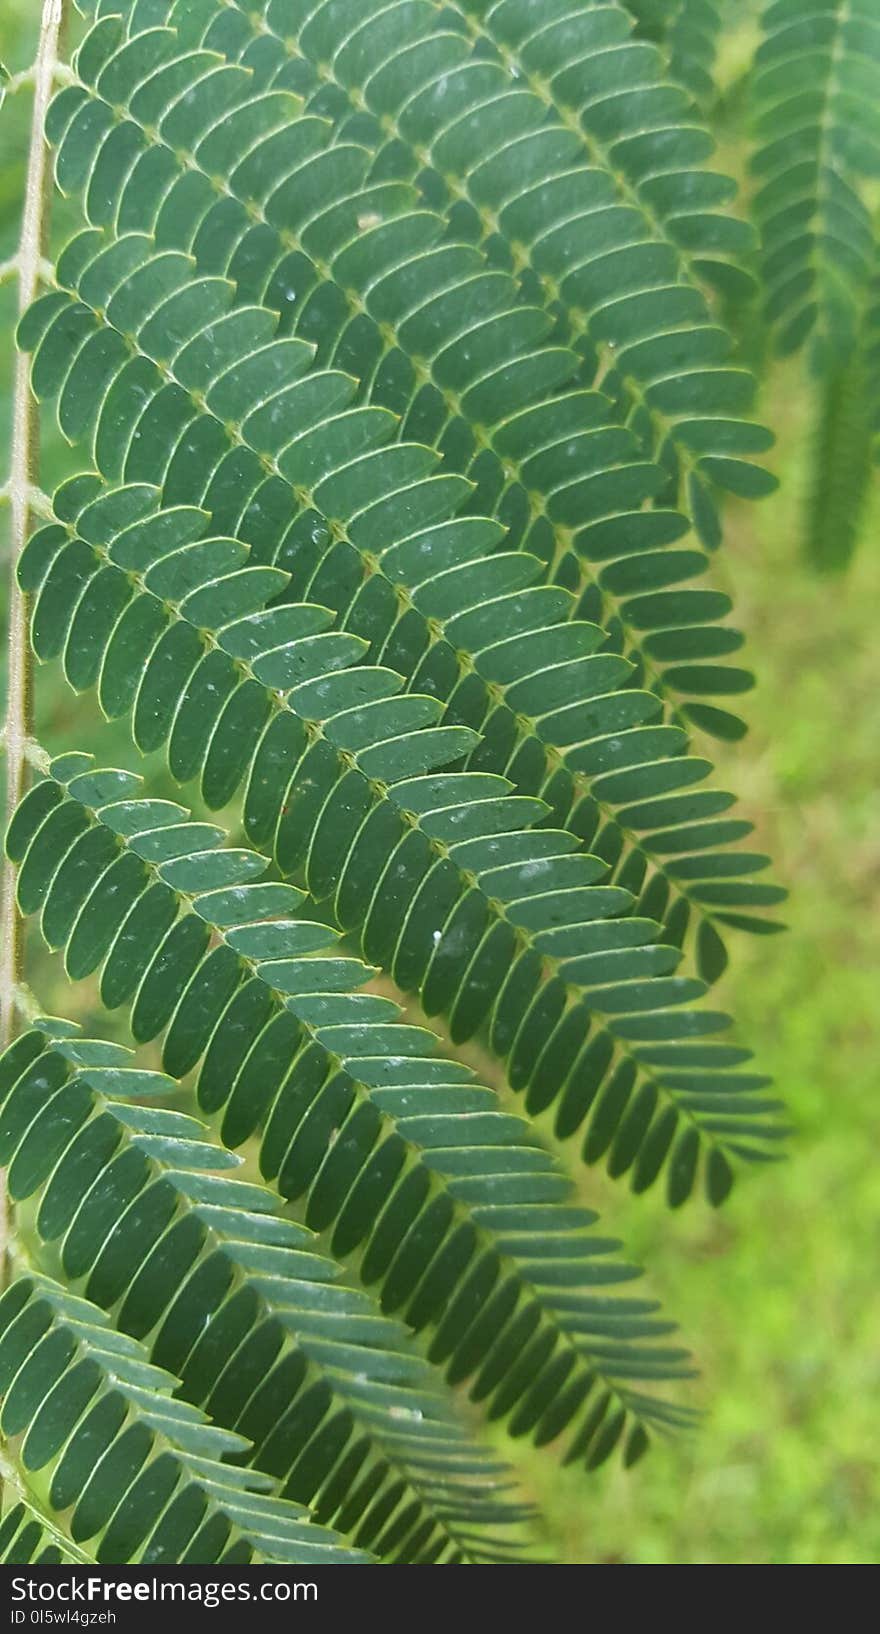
0, 1449, 93, 1564
0, 0, 65, 1278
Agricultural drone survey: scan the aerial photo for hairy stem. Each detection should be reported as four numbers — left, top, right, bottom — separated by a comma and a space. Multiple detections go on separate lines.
1, 0, 65, 1278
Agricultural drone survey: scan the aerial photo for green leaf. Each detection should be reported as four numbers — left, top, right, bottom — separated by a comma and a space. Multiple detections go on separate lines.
0, 1273, 373, 1566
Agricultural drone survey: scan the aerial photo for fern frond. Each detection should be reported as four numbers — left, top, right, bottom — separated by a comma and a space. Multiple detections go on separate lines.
168, 0, 772, 540
465, 0, 742, 284
627, 0, 723, 108
15, 479, 786, 1196
668, 1, 724, 108
70, 0, 773, 647
0, 1269, 374, 1565
29, 1, 790, 1014
0, 1023, 531, 1562
43, 9, 765, 746
2, 1048, 530, 1563
0, 0, 797, 1567
5, 764, 698, 1467
21, 227, 785, 975
751, 0, 880, 368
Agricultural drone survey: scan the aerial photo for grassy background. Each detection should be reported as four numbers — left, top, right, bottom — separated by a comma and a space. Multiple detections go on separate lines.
2, 2, 879, 1567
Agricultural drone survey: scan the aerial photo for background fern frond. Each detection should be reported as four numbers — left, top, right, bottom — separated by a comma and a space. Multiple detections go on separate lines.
863, 263, 880, 458
804, 349, 873, 572
749, 1, 880, 569
750, 0, 880, 369
627, 0, 723, 108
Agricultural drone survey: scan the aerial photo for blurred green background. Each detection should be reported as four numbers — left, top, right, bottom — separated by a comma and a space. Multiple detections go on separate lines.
508, 405, 880, 1564
2, 0, 878, 1566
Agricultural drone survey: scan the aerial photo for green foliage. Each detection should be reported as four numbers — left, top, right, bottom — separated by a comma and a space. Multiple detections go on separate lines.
627, 0, 723, 106
0, 1016, 533, 1564
626, 2, 880, 574
0, 1269, 372, 1563
15, 480, 786, 1178
6, 763, 695, 1460
0, 0, 867, 1568
748, 0, 880, 569
751, 0, 880, 366
804, 351, 873, 572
